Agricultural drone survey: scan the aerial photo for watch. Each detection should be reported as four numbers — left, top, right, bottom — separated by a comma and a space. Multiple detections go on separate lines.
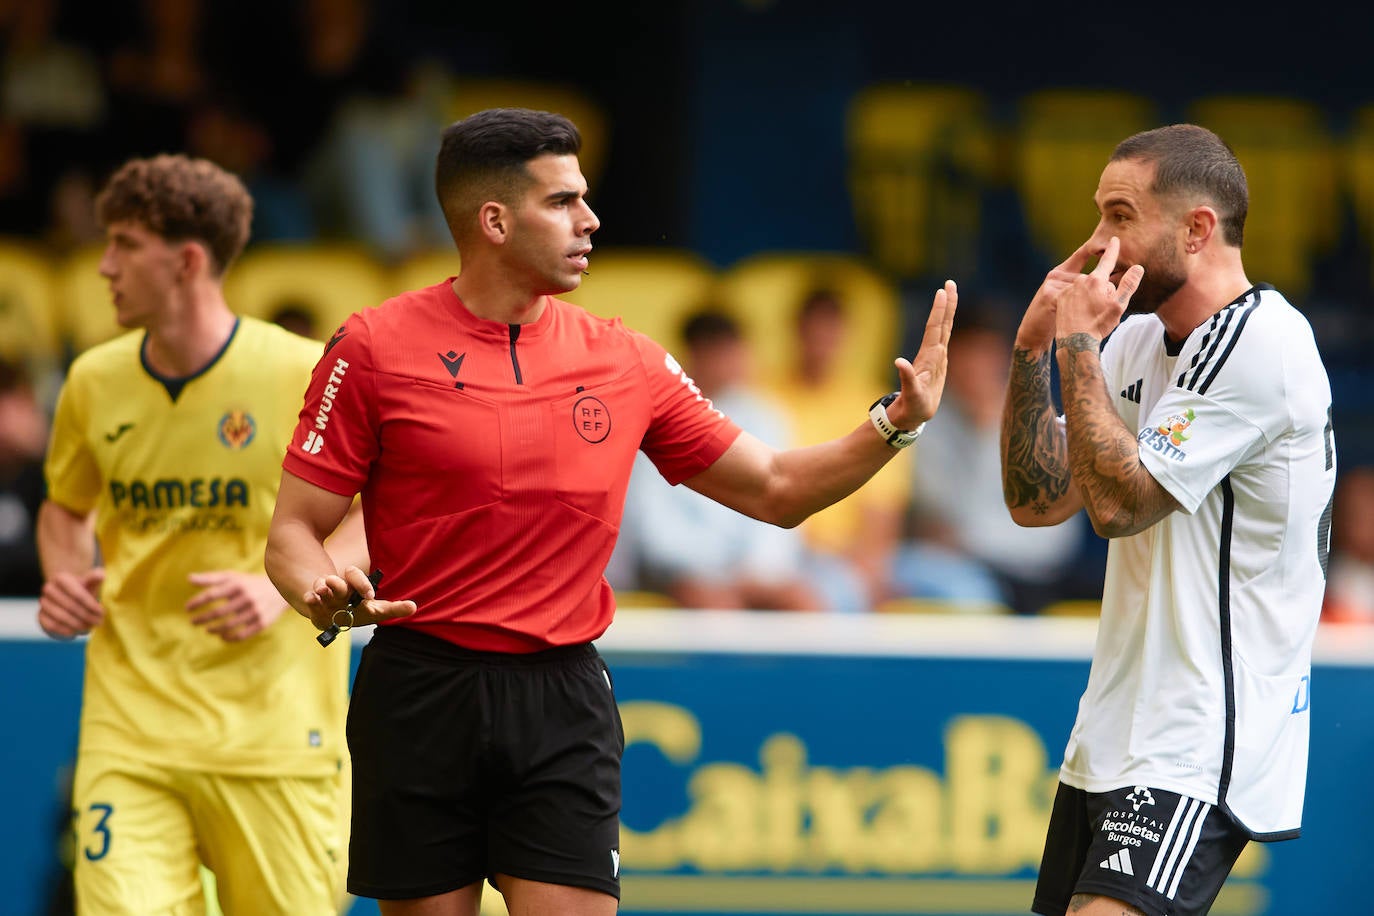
868, 392, 924, 449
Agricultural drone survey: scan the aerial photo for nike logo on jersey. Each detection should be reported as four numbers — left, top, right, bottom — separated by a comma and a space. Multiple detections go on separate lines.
324, 327, 347, 355
438, 350, 466, 389
104, 422, 135, 443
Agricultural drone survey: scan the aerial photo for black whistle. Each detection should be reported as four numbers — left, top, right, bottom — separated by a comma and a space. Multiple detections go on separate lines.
317, 569, 384, 647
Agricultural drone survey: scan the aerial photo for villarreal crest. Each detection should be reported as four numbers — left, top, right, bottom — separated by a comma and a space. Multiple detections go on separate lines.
218, 410, 257, 449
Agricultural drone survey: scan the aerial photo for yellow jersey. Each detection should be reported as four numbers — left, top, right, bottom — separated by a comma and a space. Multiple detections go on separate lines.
45, 317, 347, 777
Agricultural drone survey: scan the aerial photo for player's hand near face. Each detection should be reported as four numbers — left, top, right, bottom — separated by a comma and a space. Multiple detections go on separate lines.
186, 570, 292, 642
37, 568, 106, 639
884, 279, 958, 430
301, 565, 416, 633
1054, 237, 1144, 343
1016, 239, 1101, 352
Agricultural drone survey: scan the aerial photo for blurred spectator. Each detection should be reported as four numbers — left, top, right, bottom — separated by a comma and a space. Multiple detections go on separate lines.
0, 0, 108, 239
0, 356, 48, 596
266, 298, 321, 340
615, 308, 825, 611
893, 297, 1089, 614
184, 100, 316, 243
200, 0, 450, 261
1323, 465, 1374, 623
102, 0, 205, 157
764, 287, 905, 612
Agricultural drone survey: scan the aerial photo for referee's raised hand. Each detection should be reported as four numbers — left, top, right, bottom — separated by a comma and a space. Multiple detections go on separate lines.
885, 279, 958, 432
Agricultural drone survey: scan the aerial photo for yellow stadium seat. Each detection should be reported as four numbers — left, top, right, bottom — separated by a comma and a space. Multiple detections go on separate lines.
1341, 103, 1374, 288
1013, 88, 1160, 262
1186, 94, 1339, 300
1040, 599, 1101, 618
223, 243, 393, 341
0, 240, 62, 369
559, 248, 720, 359
389, 248, 461, 297
845, 82, 996, 281
54, 242, 124, 357
875, 597, 1011, 615
443, 77, 609, 189
613, 590, 680, 610
712, 250, 902, 391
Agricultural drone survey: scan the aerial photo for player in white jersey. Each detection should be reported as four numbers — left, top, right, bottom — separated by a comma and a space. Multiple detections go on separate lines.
1000, 124, 1335, 916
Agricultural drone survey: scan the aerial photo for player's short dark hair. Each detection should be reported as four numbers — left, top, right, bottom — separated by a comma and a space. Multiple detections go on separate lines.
1111, 123, 1249, 247
95, 154, 253, 275
681, 308, 743, 348
435, 108, 582, 243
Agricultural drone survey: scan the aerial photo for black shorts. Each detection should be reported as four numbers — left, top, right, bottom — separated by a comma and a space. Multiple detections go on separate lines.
346, 626, 624, 901
1033, 782, 1249, 916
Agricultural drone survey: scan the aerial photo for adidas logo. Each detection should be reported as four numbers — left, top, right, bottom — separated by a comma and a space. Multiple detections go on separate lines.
1100, 848, 1135, 875
1120, 378, 1143, 403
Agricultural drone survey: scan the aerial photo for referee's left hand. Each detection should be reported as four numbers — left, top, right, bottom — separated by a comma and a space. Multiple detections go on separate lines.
887, 279, 958, 430
302, 565, 417, 632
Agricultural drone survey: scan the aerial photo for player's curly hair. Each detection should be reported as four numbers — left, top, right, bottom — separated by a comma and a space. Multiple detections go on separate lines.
95, 154, 254, 276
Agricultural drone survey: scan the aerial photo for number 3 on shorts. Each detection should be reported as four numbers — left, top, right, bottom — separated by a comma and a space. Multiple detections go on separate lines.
71, 802, 115, 861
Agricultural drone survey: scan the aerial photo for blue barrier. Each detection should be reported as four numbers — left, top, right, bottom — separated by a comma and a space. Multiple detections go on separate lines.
4, 606, 1370, 915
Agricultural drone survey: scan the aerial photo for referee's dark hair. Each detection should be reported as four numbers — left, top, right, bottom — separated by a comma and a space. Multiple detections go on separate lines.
436, 108, 582, 244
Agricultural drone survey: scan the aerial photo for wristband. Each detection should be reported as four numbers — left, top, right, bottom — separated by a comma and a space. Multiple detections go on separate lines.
868, 392, 924, 449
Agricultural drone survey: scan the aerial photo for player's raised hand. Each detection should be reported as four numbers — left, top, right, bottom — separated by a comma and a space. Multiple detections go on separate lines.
885, 280, 957, 431
38, 568, 106, 639
302, 565, 417, 633
1055, 236, 1144, 343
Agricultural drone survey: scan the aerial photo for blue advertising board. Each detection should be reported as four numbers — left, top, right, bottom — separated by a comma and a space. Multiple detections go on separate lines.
3, 606, 1368, 915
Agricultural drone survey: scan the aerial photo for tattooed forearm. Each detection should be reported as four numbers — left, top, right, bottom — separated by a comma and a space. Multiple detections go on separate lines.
1057, 343, 1174, 537
1001, 347, 1072, 515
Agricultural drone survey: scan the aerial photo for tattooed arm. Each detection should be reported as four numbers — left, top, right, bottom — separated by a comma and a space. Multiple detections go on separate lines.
1000, 239, 1107, 527
1057, 333, 1179, 538
1001, 344, 1083, 526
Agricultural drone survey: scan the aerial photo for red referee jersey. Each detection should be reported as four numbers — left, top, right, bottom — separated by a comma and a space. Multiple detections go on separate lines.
283, 280, 741, 651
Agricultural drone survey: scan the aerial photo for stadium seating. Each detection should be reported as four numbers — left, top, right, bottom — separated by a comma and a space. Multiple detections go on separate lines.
1040, 599, 1102, 618
844, 82, 995, 282
1186, 94, 1340, 300
559, 247, 720, 359
221, 243, 393, 340
874, 597, 1012, 615
389, 247, 461, 297
1012, 88, 1160, 264
711, 250, 902, 390
612, 590, 680, 610
1340, 102, 1374, 289
0, 241, 62, 371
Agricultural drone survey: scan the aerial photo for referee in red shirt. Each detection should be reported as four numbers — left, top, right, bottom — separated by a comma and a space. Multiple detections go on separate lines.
265, 107, 958, 916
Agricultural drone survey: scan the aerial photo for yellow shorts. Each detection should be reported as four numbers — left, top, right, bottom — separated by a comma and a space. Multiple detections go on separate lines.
70, 750, 348, 915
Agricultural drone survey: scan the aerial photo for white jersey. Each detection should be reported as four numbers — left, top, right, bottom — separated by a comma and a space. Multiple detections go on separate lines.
1060, 285, 1335, 839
